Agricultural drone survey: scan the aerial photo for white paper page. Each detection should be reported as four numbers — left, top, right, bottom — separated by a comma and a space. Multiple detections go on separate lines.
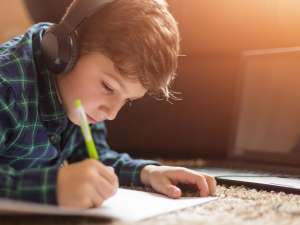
0, 188, 217, 222
89, 188, 216, 221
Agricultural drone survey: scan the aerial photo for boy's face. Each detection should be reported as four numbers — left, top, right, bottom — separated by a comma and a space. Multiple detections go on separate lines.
56, 52, 147, 125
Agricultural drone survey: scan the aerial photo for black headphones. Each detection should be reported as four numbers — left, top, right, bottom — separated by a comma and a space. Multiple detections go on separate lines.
41, 0, 115, 74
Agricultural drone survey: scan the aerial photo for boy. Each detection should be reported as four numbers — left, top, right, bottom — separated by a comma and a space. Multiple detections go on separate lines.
0, 0, 216, 208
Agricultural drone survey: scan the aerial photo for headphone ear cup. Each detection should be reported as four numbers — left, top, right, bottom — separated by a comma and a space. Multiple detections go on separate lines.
41, 25, 78, 74
62, 32, 79, 74
41, 26, 61, 73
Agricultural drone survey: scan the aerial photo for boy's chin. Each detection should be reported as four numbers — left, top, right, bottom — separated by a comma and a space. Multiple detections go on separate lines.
67, 114, 80, 126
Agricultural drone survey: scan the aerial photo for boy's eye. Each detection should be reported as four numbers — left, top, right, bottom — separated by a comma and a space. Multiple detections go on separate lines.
102, 82, 114, 93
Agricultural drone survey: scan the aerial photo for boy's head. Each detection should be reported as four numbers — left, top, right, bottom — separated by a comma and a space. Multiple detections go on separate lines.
54, 0, 180, 125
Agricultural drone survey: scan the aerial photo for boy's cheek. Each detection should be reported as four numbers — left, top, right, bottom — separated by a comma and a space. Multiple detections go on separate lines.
66, 110, 79, 125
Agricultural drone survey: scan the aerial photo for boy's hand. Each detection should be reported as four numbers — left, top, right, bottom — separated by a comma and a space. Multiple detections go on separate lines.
140, 165, 216, 198
57, 159, 119, 209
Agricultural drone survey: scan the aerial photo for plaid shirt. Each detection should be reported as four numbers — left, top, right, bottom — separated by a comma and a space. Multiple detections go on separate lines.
0, 23, 159, 205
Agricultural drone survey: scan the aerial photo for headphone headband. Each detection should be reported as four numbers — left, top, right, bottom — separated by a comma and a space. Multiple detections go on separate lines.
62, 0, 115, 33
41, 0, 115, 74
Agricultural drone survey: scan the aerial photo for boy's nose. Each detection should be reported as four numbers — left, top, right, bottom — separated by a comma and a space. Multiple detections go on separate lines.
106, 110, 118, 121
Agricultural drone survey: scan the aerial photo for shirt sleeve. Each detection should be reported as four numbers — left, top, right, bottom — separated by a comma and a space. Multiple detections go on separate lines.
0, 80, 59, 204
67, 122, 161, 187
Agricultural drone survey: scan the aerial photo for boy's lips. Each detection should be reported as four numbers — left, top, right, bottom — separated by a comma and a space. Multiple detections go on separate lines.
87, 114, 98, 124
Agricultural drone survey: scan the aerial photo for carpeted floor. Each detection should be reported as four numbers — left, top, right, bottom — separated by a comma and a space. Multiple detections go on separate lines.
141, 185, 300, 225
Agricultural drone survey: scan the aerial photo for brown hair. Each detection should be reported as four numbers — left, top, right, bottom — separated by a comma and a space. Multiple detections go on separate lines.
62, 0, 180, 100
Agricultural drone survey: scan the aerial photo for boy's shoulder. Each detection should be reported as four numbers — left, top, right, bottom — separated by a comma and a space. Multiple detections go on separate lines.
0, 23, 52, 94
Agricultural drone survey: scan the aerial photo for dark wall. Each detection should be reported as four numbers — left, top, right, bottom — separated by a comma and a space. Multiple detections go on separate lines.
106, 55, 239, 159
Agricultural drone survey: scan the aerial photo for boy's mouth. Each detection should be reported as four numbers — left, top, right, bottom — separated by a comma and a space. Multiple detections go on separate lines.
87, 114, 98, 124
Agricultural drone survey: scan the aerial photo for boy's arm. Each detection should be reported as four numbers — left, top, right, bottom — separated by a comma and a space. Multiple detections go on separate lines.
67, 122, 161, 186
0, 80, 59, 204
0, 165, 59, 204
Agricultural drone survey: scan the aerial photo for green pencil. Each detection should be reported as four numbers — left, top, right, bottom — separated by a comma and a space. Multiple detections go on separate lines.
74, 99, 99, 160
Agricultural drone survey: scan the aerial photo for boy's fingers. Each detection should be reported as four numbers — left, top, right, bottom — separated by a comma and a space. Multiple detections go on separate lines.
194, 175, 209, 197
165, 184, 182, 198
154, 178, 182, 198
204, 175, 217, 195
94, 173, 117, 199
105, 166, 119, 186
106, 166, 115, 173
91, 189, 104, 208
92, 161, 118, 186
169, 169, 210, 197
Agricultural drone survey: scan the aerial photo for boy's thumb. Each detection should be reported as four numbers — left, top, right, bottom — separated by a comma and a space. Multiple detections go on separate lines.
106, 166, 115, 172
160, 181, 182, 198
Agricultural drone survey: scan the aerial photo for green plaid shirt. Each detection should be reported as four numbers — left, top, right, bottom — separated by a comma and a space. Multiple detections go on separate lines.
0, 23, 159, 205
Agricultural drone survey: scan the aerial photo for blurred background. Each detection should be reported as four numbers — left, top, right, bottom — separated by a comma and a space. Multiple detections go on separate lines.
1, 0, 300, 159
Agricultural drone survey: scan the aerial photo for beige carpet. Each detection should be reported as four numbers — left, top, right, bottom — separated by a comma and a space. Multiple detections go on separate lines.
141, 185, 300, 225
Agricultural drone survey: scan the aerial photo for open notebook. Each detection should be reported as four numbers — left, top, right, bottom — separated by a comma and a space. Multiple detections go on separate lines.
0, 188, 216, 222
